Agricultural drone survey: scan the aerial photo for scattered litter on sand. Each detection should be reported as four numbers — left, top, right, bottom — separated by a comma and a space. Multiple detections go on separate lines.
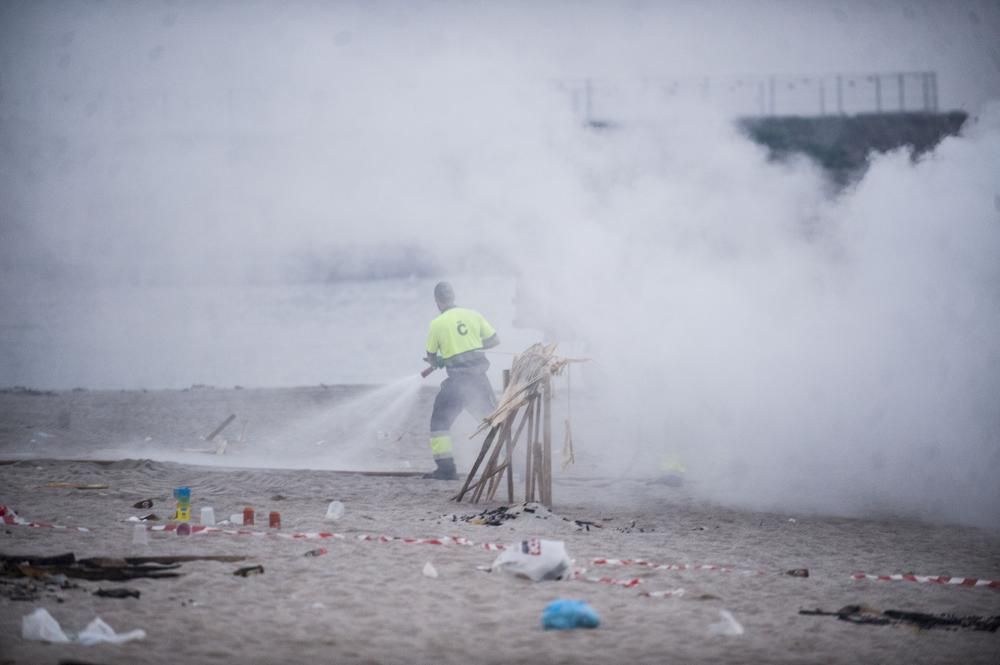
707, 609, 745, 636
21, 608, 69, 643
234, 565, 265, 577
2, 553, 247, 583
131, 524, 149, 545
0, 575, 77, 602
800, 606, 1000, 632
325, 501, 346, 521
125, 513, 159, 522
22, 607, 146, 645
448, 502, 599, 531
542, 599, 600, 630
3, 452, 999, 663
77, 616, 147, 644
614, 519, 655, 534
491, 539, 571, 582
95, 587, 140, 599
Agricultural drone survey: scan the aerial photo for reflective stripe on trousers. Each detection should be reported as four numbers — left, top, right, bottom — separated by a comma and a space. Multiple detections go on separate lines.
430, 431, 452, 459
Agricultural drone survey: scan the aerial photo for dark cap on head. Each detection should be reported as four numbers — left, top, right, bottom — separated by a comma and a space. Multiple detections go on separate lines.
434, 281, 455, 305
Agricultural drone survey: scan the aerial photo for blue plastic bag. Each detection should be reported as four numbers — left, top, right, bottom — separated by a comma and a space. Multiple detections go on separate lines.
542, 599, 600, 630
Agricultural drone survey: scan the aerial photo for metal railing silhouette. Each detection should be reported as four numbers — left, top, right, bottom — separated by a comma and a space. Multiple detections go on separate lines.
561, 72, 939, 121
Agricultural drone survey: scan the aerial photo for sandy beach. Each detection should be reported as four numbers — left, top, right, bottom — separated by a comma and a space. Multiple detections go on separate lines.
1, 386, 998, 665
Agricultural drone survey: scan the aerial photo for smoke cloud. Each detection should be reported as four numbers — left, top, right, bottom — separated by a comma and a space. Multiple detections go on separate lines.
528, 105, 1000, 530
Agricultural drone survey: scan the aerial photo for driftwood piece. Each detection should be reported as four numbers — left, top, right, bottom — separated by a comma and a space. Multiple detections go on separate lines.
123, 555, 247, 565
95, 587, 141, 599
0, 553, 240, 581
17, 563, 181, 581
0, 552, 76, 567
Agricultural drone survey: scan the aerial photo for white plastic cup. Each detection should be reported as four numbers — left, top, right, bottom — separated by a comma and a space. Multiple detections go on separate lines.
324, 501, 345, 521
132, 524, 149, 545
200, 507, 215, 526
229, 513, 244, 526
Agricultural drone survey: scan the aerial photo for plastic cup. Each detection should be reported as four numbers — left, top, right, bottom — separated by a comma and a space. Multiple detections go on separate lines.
200, 507, 215, 526
176, 522, 191, 536
324, 501, 345, 521
229, 513, 243, 526
132, 524, 149, 545
243, 507, 255, 526
269, 511, 281, 529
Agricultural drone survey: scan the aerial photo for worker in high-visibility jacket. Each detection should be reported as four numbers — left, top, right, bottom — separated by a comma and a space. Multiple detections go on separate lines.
422, 281, 499, 480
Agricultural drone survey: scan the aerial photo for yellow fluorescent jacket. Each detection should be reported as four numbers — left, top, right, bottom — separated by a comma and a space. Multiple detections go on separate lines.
425, 307, 496, 360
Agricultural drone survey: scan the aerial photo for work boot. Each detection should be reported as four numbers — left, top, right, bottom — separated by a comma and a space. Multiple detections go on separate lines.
422, 457, 457, 480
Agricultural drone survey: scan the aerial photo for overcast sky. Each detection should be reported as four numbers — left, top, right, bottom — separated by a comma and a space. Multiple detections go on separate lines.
2, 0, 999, 111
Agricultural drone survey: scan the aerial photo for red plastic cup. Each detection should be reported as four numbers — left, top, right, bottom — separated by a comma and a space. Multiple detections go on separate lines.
243, 507, 255, 526
269, 511, 280, 529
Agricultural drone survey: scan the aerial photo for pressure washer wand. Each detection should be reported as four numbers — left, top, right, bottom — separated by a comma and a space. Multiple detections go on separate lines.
420, 364, 437, 379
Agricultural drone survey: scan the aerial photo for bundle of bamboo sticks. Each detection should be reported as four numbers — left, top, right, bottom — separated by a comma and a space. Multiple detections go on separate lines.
454, 343, 584, 507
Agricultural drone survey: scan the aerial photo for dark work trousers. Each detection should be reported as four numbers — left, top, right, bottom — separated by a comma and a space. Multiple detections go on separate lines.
430, 371, 497, 438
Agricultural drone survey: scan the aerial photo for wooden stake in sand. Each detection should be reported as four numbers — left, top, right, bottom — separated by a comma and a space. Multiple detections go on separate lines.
452, 343, 585, 508
206, 414, 237, 441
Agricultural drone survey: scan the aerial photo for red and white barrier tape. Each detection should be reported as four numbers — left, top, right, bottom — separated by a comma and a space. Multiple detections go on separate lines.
150, 524, 488, 547
570, 567, 643, 588
356, 534, 478, 547
589, 576, 641, 588
10, 504, 996, 592
150, 523, 346, 540
0, 505, 90, 532
852, 573, 1000, 589
591, 558, 763, 576
571, 567, 685, 597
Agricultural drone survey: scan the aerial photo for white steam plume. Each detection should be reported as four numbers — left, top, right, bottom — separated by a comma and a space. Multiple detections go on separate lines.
504, 106, 1000, 529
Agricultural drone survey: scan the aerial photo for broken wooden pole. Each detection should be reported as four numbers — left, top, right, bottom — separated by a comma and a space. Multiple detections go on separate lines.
542, 375, 552, 506
524, 395, 536, 502
454, 425, 500, 502
472, 421, 510, 503
206, 414, 236, 441
505, 417, 515, 503
499, 368, 513, 503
